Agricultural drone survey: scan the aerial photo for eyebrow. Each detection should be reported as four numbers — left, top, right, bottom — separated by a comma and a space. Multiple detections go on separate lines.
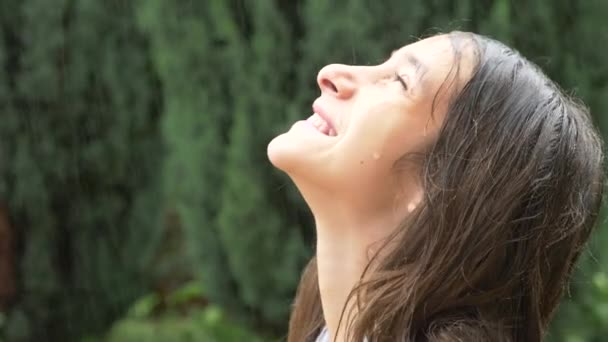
391, 49, 427, 83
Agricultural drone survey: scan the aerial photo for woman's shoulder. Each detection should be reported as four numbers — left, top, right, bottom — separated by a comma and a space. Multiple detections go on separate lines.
315, 319, 511, 342
315, 326, 329, 342
424, 318, 513, 342
315, 326, 370, 342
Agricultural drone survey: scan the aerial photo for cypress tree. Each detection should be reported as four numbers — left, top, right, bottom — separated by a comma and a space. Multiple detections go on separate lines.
216, 0, 308, 329
135, 0, 244, 318
1, 0, 163, 340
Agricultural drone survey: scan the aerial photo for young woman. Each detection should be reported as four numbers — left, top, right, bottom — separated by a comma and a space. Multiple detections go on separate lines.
267, 31, 605, 341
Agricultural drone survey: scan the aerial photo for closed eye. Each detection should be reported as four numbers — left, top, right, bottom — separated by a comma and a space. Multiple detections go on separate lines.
394, 73, 408, 91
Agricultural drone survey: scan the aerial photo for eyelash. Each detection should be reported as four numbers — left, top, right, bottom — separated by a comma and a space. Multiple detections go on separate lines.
394, 73, 408, 91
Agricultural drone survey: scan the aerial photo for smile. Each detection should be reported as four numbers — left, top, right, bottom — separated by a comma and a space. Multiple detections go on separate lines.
307, 113, 337, 136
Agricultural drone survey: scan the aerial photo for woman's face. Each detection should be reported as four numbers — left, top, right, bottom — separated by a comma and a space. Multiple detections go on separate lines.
268, 35, 473, 198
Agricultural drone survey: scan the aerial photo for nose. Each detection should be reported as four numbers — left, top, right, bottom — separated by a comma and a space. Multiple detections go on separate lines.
316, 64, 356, 99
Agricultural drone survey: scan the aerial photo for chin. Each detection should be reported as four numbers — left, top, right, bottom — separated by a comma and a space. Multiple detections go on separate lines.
267, 133, 299, 173
267, 135, 330, 185
267, 122, 347, 184
266, 132, 314, 174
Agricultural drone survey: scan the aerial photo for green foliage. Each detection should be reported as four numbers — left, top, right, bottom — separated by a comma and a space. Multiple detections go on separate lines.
0, 0, 164, 340
136, 0, 311, 330
1, 0, 607, 341
135, 0, 252, 321
106, 309, 262, 342
105, 281, 265, 342
215, 1, 309, 325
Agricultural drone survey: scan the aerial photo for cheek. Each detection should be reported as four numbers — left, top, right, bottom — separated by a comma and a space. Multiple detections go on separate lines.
375, 113, 438, 161
388, 128, 430, 157
337, 115, 408, 168
340, 97, 436, 163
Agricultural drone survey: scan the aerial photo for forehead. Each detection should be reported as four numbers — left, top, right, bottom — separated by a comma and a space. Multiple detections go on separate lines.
391, 35, 456, 70
391, 35, 475, 93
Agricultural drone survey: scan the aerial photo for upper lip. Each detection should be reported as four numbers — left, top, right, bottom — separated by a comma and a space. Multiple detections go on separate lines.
312, 100, 337, 134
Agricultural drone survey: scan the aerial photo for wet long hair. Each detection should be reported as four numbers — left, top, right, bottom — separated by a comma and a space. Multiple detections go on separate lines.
287, 32, 605, 341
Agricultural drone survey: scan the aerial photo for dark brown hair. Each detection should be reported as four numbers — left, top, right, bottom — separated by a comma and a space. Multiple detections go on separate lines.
287, 32, 605, 342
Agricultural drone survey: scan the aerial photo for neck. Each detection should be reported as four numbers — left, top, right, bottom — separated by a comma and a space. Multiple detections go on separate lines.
315, 210, 398, 342
292, 174, 420, 342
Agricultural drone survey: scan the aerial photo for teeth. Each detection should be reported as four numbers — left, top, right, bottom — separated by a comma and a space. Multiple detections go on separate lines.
308, 113, 338, 136
312, 117, 323, 129
319, 121, 328, 132
311, 115, 324, 130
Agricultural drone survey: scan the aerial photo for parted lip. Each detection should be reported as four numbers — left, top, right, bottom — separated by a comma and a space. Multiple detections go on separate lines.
312, 100, 337, 135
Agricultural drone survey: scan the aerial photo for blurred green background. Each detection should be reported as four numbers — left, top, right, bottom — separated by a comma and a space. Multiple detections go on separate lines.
0, 0, 606, 341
